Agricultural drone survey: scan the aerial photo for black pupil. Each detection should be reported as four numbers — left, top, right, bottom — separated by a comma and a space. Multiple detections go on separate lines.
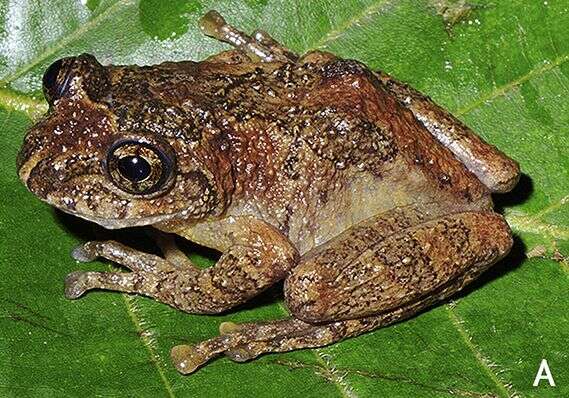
117, 156, 152, 182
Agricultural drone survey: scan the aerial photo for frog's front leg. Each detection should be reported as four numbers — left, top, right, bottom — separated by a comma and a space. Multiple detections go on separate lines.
171, 209, 512, 374
65, 217, 299, 314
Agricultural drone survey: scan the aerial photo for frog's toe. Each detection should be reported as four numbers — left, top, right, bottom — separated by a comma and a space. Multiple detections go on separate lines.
219, 321, 242, 335
225, 346, 256, 362
64, 271, 89, 299
171, 344, 208, 375
71, 243, 97, 262
198, 10, 225, 38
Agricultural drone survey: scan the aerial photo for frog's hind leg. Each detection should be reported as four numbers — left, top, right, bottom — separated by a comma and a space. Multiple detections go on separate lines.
171, 271, 478, 375
377, 71, 520, 193
284, 211, 512, 323
171, 209, 513, 374
199, 10, 297, 62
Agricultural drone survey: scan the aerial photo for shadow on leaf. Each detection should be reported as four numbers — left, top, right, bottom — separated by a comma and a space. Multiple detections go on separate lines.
494, 172, 533, 214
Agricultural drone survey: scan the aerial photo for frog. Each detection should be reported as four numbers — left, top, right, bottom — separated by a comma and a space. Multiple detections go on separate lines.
16, 10, 520, 375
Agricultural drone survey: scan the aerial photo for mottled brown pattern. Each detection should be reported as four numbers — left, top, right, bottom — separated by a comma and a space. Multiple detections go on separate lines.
285, 212, 511, 323
17, 10, 520, 375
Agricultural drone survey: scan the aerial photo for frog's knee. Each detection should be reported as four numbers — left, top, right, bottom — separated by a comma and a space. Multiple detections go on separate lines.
283, 263, 336, 323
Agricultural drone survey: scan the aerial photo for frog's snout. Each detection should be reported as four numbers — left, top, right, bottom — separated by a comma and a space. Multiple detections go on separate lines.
16, 123, 105, 204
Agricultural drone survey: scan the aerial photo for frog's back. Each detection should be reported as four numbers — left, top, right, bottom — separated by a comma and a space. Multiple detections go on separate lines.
179, 52, 493, 254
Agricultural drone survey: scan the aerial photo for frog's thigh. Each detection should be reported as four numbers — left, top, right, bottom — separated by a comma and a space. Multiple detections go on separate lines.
378, 72, 520, 193
285, 211, 513, 323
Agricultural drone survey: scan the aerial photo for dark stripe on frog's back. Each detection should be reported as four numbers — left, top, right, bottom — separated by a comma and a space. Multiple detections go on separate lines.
200, 59, 400, 176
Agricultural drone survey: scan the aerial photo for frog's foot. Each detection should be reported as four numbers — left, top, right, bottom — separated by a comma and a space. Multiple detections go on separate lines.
66, 239, 179, 300
171, 318, 316, 374
199, 10, 296, 62
170, 269, 475, 375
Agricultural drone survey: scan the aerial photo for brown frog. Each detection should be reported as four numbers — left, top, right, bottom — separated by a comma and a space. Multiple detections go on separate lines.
17, 11, 520, 374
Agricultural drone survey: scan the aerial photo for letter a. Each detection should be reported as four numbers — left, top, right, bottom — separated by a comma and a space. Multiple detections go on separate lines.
533, 359, 555, 387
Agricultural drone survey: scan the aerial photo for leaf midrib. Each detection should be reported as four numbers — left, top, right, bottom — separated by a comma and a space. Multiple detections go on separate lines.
123, 295, 176, 398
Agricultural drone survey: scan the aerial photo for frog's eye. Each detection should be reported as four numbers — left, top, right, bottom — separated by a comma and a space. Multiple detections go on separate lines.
106, 140, 175, 195
43, 58, 74, 104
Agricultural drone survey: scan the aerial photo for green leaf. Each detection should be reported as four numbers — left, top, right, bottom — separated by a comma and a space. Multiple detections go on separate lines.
1, 0, 567, 397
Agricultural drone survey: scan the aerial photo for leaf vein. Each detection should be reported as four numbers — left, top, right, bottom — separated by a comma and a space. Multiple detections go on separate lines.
270, 359, 493, 397
306, 0, 393, 51
445, 306, 514, 398
122, 295, 176, 398
530, 194, 569, 220
507, 214, 569, 241
455, 53, 569, 116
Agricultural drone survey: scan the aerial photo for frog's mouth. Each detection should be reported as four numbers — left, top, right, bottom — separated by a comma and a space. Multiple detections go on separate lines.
36, 176, 183, 229
44, 198, 181, 229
